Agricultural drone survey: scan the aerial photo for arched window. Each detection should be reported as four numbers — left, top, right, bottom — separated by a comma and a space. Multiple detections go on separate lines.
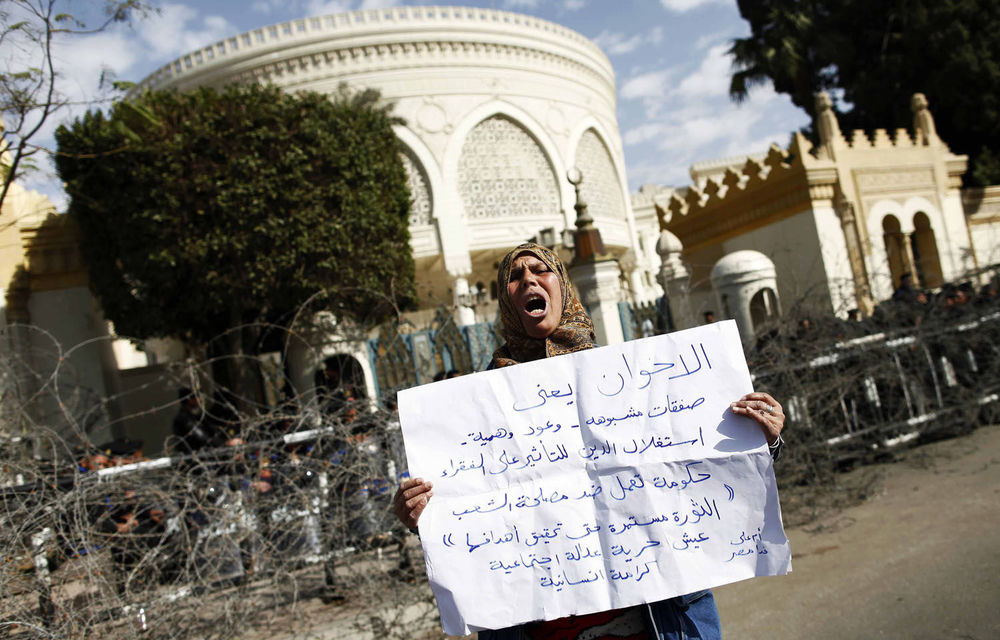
882, 215, 909, 288
749, 287, 778, 329
456, 115, 559, 219
911, 211, 943, 288
400, 147, 433, 227
574, 128, 627, 220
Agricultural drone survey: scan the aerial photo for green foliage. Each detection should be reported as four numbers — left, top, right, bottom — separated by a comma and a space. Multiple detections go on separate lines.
55, 84, 416, 347
729, 0, 1000, 185
0, 0, 152, 209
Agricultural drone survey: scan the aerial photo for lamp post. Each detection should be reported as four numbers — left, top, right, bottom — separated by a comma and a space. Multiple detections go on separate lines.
566, 167, 606, 264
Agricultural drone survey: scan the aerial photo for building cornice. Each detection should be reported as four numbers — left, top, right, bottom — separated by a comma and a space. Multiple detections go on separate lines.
135, 6, 615, 100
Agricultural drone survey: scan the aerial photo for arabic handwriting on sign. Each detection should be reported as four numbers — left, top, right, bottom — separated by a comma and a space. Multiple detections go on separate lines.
512, 384, 574, 412
565, 523, 602, 540
539, 569, 606, 592
460, 427, 515, 446
668, 342, 713, 380
724, 544, 768, 563
662, 395, 706, 415
638, 362, 675, 389
464, 526, 521, 553
597, 372, 625, 397
563, 542, 603, 561
441, 452, 485, 479
671, 531, 710, 551
584, 407, 644, 429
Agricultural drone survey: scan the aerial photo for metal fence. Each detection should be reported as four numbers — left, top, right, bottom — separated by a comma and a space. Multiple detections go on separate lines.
4, 300, 1000, 638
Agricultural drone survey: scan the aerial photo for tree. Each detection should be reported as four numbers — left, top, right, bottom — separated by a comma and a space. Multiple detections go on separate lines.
55, 84, 416, 401
0, 0, 150, 210
729, 0, 1000, 185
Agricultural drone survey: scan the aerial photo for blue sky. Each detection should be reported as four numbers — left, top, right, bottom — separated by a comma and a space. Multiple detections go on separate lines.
22, 0, 810, 207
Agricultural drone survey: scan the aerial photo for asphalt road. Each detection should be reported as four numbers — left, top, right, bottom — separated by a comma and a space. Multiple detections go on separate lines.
714, 425, 1000, 639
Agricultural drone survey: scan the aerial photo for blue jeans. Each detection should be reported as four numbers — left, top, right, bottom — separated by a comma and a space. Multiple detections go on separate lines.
479, 590, 722, 640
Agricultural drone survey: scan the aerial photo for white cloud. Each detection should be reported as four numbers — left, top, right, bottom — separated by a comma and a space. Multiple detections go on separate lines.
624, 123, 669, 146
135, 4, 235, 60
251, 0, 285, 14
503, 0, 541, 8
358, 0, 403, 9
305, 1, 353, 17
563, 0, 586, 10
694, 28, 736, 51
593, 27, 665, 57
659, 0, 727, 13
673, 43, 731, 100
620, 69, 672, 101
592, 30, 644, 56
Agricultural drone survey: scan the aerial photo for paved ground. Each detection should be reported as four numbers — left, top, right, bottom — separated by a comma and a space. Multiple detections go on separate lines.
714, 425, 1000, 639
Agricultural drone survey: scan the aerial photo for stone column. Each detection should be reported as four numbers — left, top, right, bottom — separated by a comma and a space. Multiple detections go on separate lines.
655, 230, 690, 331
452, 276, 476, 326
570, 259, 625, 345
836, 194, 874, 314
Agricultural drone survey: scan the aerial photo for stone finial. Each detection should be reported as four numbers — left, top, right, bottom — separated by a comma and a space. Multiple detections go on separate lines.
814, 91, 844, 158
567, 167, 606, 263
912, 93, 939, 146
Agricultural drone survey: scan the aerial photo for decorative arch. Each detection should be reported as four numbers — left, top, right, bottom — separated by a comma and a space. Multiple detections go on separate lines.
911, 211, 943, 288
443, 101, 567, 222
572, 128, 628, 221
399, 147, 433, 227
455, 114, 561, 219
393, 125, 443, 227
314, 353, 368, 400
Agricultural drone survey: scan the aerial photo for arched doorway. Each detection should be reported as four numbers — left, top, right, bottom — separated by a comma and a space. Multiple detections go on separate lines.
911, 211, 943, 288
749, 287, 779, 329
882, 215, 911, 288
314, 354, 367, 403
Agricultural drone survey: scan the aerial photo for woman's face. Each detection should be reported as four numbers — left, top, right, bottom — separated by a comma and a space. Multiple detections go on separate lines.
507, 253, 564, 339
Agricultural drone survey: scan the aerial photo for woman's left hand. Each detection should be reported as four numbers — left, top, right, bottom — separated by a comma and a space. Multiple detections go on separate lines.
730, 392, 784, 446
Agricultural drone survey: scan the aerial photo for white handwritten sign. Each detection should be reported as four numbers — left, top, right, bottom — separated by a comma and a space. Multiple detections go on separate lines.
398, 321, 791, 635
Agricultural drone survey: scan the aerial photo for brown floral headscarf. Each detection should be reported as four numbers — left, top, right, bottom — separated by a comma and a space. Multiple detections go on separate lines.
491, 243, 595, 367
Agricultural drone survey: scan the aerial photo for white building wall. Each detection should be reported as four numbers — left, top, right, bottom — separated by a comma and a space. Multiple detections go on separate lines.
27, 287, 117, 441
720, 208, 830, 315
929, 192, 976, 280
812, 203, 856, 315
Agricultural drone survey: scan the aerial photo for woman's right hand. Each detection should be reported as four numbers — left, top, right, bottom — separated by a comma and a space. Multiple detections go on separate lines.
393, 477, 433, 530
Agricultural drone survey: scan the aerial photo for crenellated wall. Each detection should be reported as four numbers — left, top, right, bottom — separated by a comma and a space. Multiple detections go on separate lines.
657, 93, 977, 329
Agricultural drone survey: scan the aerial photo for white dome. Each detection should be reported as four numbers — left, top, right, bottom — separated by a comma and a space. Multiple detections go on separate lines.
655, 230, 683, 256
710, 250, 776, 287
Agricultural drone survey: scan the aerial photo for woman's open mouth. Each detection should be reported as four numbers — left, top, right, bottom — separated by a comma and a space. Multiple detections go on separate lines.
523, 294, 547, 317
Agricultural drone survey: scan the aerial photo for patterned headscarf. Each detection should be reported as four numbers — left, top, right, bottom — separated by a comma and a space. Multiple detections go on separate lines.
492, 243, 596, 367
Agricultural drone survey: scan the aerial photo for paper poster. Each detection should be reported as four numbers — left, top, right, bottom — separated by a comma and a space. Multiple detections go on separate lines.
397, 321, 790, 635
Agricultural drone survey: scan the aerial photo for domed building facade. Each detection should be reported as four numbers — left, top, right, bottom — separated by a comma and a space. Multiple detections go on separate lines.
137, 6, 654, 328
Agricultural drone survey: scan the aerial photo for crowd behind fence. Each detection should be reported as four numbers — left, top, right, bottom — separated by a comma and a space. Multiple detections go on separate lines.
3, 281, 1000, 638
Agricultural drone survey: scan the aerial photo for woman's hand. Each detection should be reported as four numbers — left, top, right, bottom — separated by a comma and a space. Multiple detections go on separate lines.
730, 392, 785, 446
393, 477, 433, 530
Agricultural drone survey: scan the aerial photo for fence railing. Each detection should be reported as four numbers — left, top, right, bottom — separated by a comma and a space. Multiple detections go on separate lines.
4, 304, 1000, 638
